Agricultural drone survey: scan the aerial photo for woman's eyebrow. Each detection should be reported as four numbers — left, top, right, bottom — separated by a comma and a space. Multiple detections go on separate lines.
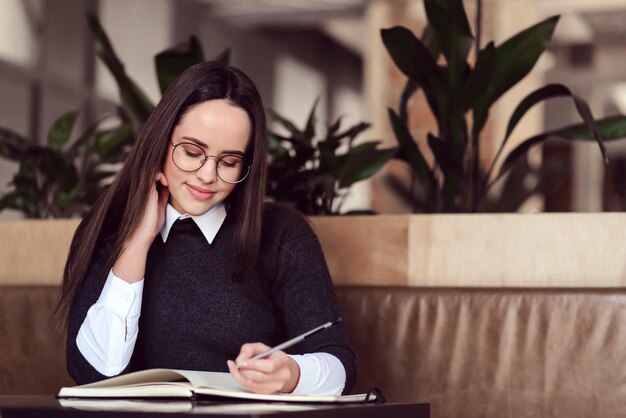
182, 136, 245, 156
181, 136, 208, 148
222, 150, 245, 157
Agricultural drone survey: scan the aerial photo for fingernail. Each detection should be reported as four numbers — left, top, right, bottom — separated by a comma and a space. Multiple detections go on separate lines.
238, 361, 248, 367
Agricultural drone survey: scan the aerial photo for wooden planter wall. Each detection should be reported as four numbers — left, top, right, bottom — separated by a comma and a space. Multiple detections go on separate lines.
1, 213, 625, 287
310, 213, 626, 287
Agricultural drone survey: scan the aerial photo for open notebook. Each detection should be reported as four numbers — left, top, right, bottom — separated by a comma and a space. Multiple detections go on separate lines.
57, 369, 377, 403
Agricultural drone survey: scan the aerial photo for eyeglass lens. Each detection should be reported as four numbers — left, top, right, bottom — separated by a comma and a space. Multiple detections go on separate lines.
172, 142, 249, 184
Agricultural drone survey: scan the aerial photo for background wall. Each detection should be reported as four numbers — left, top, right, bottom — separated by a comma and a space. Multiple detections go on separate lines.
1, 0, 625, 220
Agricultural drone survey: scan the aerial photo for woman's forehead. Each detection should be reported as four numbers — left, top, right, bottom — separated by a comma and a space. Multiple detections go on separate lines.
173, 99, 251, 151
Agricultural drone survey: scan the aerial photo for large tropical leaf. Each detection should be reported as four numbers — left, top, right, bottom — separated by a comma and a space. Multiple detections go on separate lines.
339, 147, 397, 188
497, 115, 626, 182
490, 83, 606, 179
424, 0, 473, 90
473, 15, 559, 134
459, 41, 496, 114
388, 108, 433, 184
155, 36, 205, 94
86, 13, 154, 127
381, 26, 449, 118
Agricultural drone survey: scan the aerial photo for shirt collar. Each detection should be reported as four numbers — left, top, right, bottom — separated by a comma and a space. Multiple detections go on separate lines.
160, 203, 227, 244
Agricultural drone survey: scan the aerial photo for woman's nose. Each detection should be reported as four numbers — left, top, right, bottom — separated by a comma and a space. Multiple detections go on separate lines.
195, 157, 219, 183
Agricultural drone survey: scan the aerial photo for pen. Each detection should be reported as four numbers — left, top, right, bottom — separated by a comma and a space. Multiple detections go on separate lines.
248, 318, 343, 361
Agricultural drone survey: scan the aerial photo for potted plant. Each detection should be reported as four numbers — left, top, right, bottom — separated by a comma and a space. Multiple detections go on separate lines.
0, 14, 227, 286
267, 99, 395, 215
314, 0, 626, 287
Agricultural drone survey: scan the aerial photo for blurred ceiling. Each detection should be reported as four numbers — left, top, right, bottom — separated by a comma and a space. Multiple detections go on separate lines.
196, 0, 368, 54
197, 0, 367, 27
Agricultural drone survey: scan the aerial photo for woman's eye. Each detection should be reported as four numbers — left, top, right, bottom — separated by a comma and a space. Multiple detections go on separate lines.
184, 150, 202, 158
221, 157, 242, 168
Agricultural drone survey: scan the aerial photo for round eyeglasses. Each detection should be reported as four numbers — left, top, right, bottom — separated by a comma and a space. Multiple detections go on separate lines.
170, 142, 250, 184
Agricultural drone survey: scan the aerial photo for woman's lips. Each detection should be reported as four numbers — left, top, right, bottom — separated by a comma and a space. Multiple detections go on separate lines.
184, 184, 215, 201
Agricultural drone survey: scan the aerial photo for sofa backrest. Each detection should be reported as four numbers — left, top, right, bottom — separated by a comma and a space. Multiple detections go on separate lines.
2, 285, 625, 418
0, 286, 73, 394
335, 286, 626, 418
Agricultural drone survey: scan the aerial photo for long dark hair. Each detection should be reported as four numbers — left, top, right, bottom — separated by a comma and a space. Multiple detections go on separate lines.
57, 61, 267, 323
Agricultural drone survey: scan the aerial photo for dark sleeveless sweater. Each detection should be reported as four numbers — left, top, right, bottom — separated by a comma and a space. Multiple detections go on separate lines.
66, 205, 356, 394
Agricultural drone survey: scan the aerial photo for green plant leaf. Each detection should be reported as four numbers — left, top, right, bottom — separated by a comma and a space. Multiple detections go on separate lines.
267, 133, 290, 159
398, 79, 419, 123
421, 24, 441, 58
488, 84, 607, 188
558, 114, 626, 140
86, 13, 154, 127
90, 124, 134, 157
328, 116, 343, 137
427, 133, 462, 209
459, 41, 496, 113
334, 122, 371, 144
388, 108, 433, 182
339, 147, 397, 188
345, 141, 381, 155
304, 98, 319, 143
383, 173, 428, 212
498, 84, 606, 163
0, 128, 29, 160
497, 115, 626, 182
473, 15, 559, 134
155, 36, 205, 94
269, 109, 304, 139
504, 84, 573, 143
424, 0, 473, 90
0, 191, 32, 214
47, 111, 78, 150
381, 26, 449, 117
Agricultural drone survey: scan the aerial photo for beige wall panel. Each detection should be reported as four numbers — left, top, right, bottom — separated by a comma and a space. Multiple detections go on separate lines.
409, 213, 626, 287
311, 215, 409, 286
0, 219, 79, 285
3, 214, 624, 287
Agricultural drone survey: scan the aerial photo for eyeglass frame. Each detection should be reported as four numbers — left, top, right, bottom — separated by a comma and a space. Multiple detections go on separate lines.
169, 142, 251, 184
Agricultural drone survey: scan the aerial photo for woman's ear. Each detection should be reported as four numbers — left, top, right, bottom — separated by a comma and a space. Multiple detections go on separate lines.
156, 172, 169, 188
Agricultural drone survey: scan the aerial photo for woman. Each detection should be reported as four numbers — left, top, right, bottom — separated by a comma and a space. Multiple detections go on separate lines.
58, 61, 356, 395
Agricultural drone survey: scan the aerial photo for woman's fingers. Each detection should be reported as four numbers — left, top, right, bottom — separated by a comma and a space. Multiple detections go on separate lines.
227, 360, 284, 394
235, 342, 270, 366
229, 344, 300, 394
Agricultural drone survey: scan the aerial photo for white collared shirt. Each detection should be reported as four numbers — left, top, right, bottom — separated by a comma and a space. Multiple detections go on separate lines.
76, 203, 346, 395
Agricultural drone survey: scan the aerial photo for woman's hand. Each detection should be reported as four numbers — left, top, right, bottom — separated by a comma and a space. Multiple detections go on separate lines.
227, 343, 300, 394
130, 173, 170, 248
112, 173, 169, 284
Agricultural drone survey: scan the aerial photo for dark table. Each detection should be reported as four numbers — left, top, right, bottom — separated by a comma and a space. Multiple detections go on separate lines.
0, 396, 429, 418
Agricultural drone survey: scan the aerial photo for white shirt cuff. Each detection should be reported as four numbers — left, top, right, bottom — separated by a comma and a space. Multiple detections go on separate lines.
102, 269, 144, 318
76, 270, 144, 376
288, 353, 346, 396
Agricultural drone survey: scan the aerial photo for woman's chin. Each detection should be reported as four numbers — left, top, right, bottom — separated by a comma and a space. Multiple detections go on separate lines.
169, 197, 216, 216
182, 201, 217, 216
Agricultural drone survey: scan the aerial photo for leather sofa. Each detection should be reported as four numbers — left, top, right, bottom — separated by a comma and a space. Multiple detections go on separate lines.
1, 285, 625, 418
